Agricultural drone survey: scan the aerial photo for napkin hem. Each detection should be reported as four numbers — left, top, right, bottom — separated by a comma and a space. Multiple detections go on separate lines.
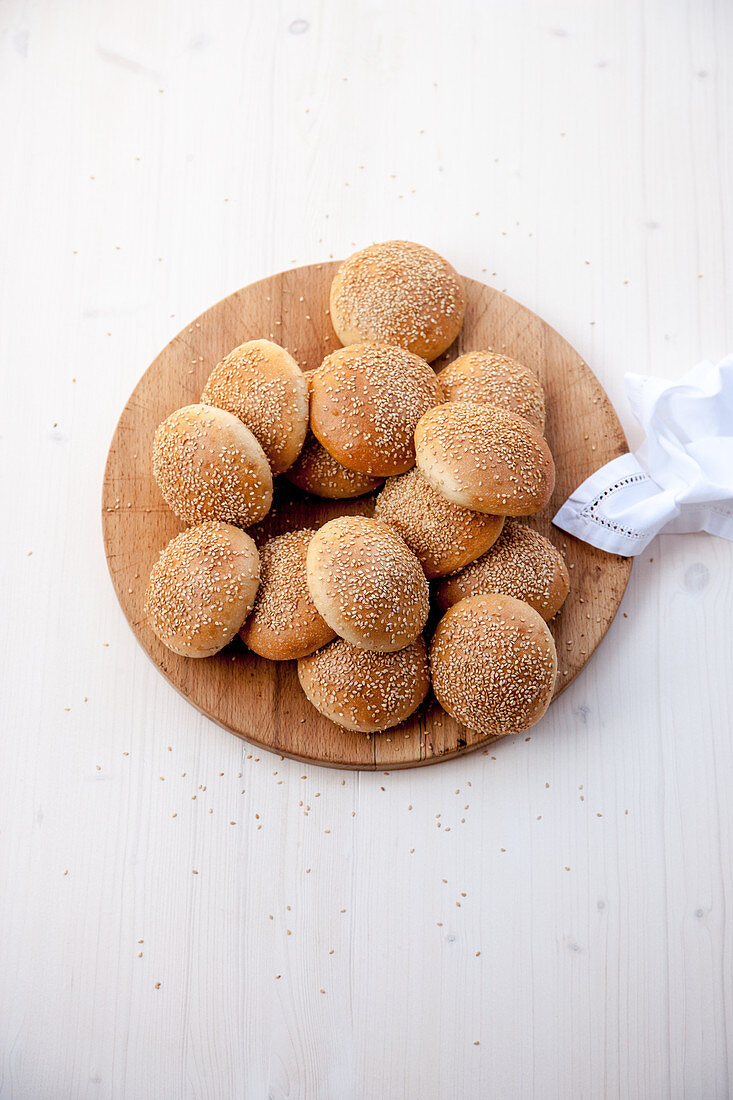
553, 453, 659, 554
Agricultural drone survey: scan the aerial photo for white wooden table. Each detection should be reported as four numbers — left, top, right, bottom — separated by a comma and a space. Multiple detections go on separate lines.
2, 2, 732, 1097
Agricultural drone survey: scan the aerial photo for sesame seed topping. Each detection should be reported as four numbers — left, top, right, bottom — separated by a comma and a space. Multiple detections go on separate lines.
414, 401, 555, 516
201, 339, 308, 475
430, 593, 557, 736
152, 404, 273, 527
310, 342, 444, 477
298, 636, 430, 733
438, 350, 546, 431
436, 520, 570, 620
144, 521, 260, 657
239, 529, 335, 660
374, 466, 504, 578
285, 430, 384, 499
306, 516, 429, 652
330, 240, 466, 361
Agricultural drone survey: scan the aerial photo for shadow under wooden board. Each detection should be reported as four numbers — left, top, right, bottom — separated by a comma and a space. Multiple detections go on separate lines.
102, 261, 632, 770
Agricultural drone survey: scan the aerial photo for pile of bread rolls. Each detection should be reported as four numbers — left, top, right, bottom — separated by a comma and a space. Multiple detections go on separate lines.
145, 240, 570, 739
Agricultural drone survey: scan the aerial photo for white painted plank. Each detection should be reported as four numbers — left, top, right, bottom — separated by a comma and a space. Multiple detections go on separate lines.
1, 0, 732, 1097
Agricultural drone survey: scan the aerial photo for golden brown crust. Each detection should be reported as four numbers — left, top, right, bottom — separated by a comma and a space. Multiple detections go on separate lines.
152, 404, 273, 526
201, 339, 309, 475
238, 529, 336, 660
144, 522, 260, 657
284, 369, 381, 497
330, 240, 466, 362
297, 636, 430, 732
373, 466, 504, 579
435, 521, 570, 620
310, 342, 443, 477
438, 350, 546, 431
284, 431, 384, 498
305, 516, 429, 652
429, 593, 557, 736
414, 401, 555, 516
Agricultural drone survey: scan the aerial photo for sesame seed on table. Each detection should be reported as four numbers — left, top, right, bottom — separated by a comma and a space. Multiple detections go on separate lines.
97, 248, 645, 1095
5, 3, 732, 1098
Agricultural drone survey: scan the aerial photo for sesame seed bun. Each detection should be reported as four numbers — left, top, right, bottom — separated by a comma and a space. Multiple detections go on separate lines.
435, 521, 570, 620
284, 431, 384, 498
297, 636, 430, 733
373, 466, 504, 579
430, 594, 557, 736
414, 402, 555, 516
330, 240, 466, 362
144, 522, 260, 658
284, 369, 383, 497
306, 516, 430, 652
201, 339, 308, 475
438, 350, 546, 432
310, 342, 443, 477
239, 529, 336, 660
152, 404, 273, 527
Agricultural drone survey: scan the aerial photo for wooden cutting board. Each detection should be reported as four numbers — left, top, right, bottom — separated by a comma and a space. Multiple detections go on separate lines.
102, 262, 632, 769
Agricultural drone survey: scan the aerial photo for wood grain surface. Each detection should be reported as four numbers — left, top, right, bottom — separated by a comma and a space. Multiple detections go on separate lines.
102, 263, 632, 769
5, 2, 733, 1096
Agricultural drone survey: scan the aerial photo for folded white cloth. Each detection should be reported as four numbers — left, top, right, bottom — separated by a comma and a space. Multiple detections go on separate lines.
553, 355, 733, 555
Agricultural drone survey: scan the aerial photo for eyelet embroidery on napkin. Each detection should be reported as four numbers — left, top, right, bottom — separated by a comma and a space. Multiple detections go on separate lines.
555, 358, 733, 554
579, 472, 652, 540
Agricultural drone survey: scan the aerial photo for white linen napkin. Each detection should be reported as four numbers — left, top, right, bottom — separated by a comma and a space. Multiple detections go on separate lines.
553, 355, 733, 555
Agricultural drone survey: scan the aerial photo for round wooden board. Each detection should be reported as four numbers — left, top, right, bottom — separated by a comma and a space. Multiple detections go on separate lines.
102, 262, 632, 770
